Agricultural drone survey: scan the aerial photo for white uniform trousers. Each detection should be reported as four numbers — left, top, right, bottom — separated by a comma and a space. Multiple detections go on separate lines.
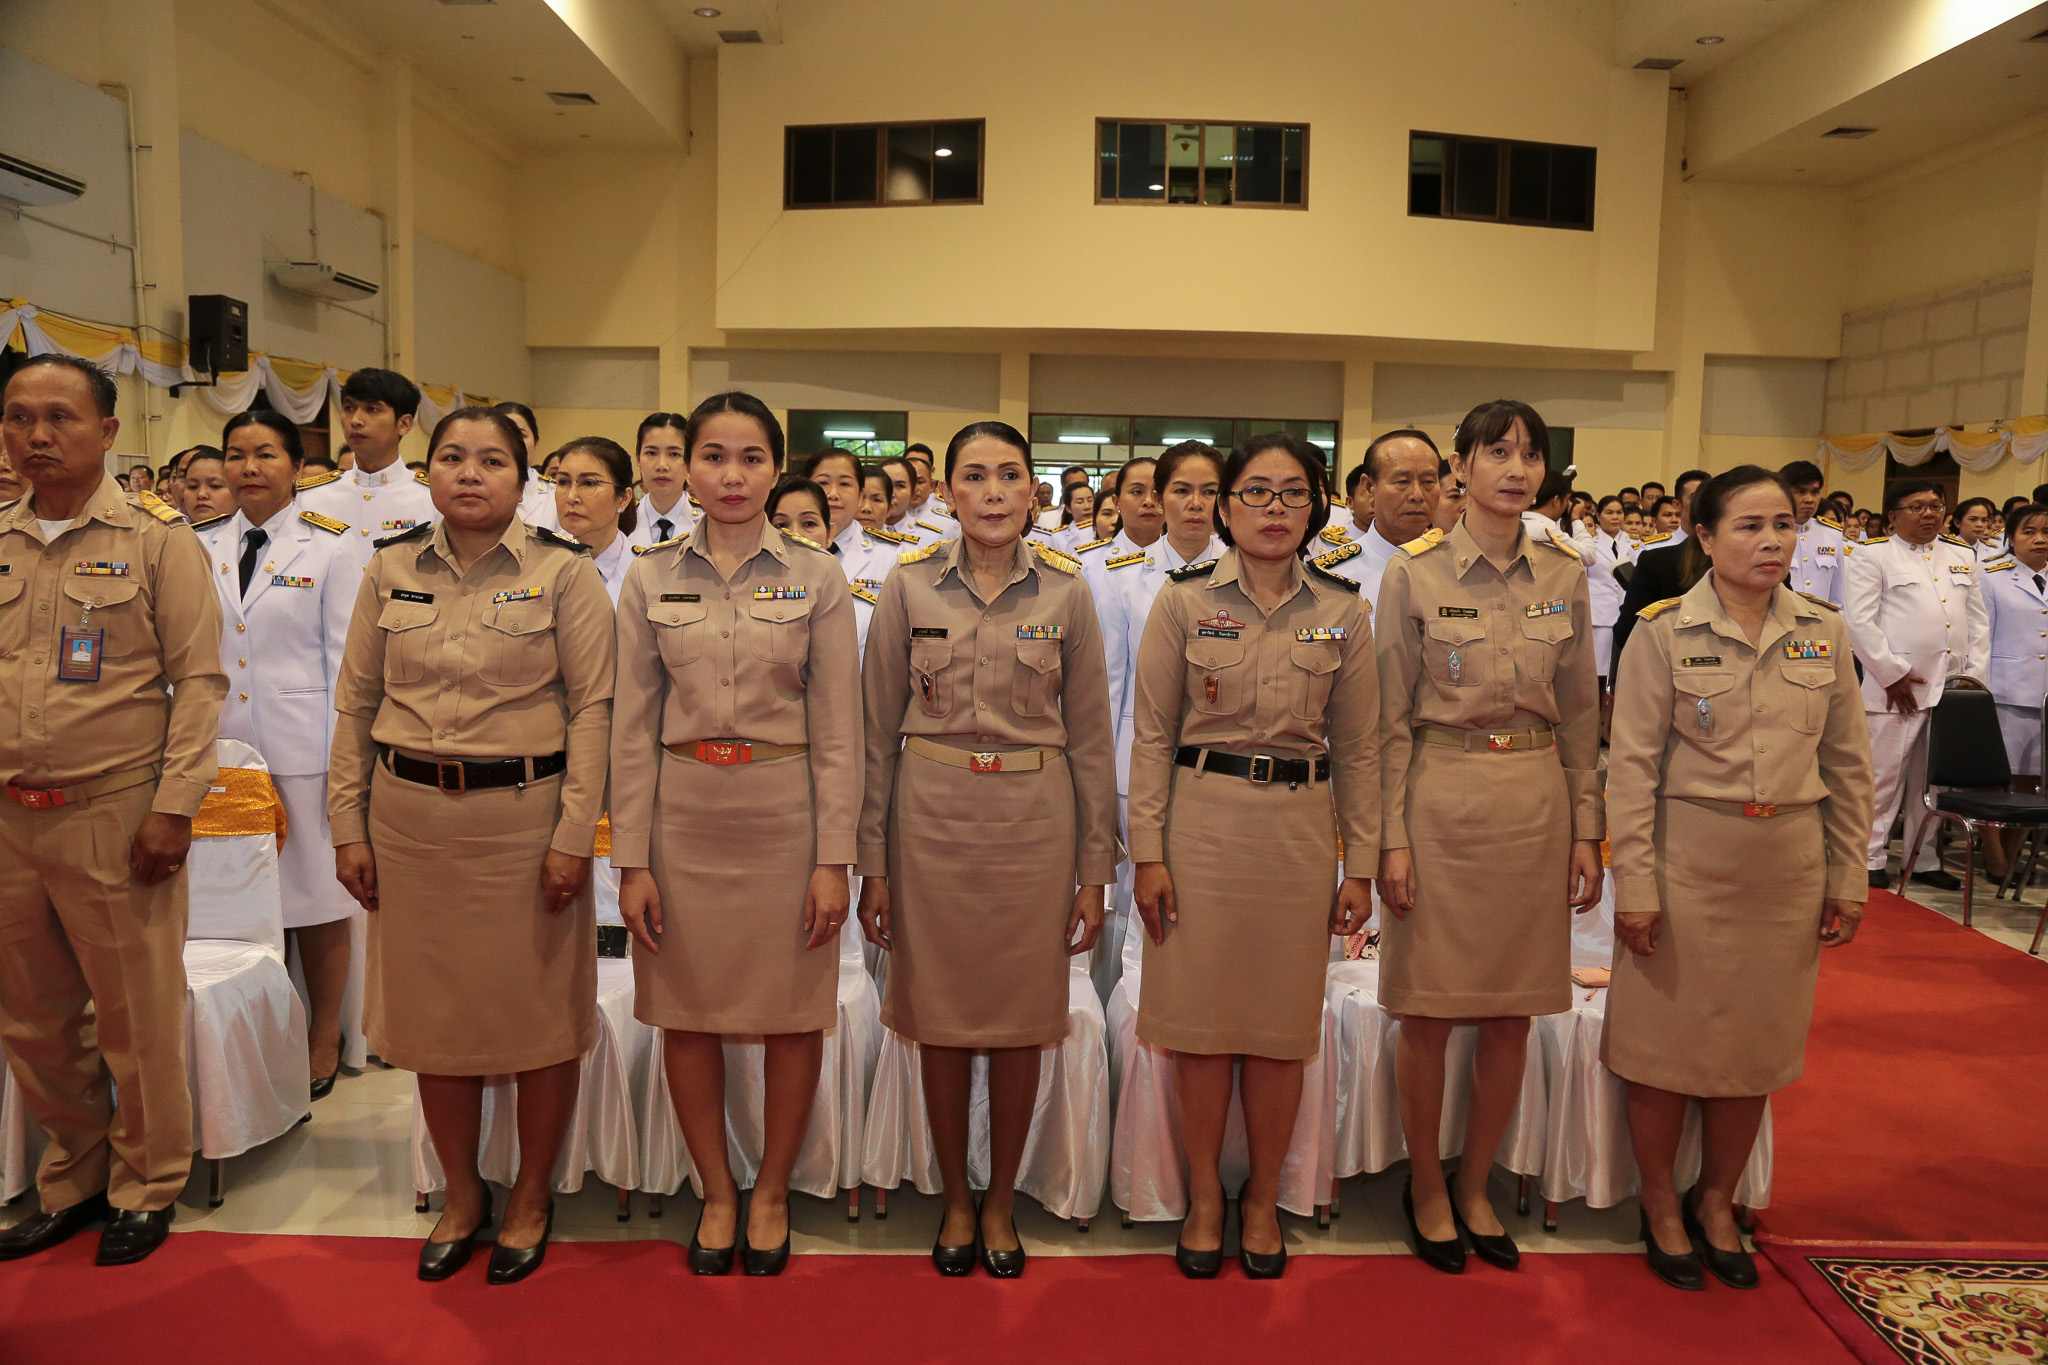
1090, 792, 1133, 1004
1865, 708, 1936, 872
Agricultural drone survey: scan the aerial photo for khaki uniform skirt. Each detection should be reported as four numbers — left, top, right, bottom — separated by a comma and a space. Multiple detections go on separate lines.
1138, 764, 1336, 1060
1381, 741, 1571, 1019
1604, 798, 1825, 1096
366, 762, 596, 1075
636, 750, 833, 1035
884, 746, 1075, 1049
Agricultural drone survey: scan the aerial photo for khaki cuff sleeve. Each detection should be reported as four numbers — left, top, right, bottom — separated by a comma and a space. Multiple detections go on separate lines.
331, 811, 369, 847
1127, 830, 1164, 864
816, 828, 857, 868
1614, 873, 1662, 918
152, 777, 212, 818
609, 827, 651, 869
856, 842, 888, 879
1078, 851, 1119, 886
550, 819, 598, 858
1826, 864, 1871, 902
1566, 768, 1606, 841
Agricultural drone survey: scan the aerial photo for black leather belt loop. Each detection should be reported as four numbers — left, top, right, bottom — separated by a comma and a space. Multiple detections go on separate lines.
387, 751, 567, 793
1174, 746, 1329, 787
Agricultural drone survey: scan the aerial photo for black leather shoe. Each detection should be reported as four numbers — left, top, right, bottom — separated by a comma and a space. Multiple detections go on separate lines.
486, 1200, 553, 1285
309, 1063, 342, 1103
688, 1204, 737, 1276
418, 1190, 493, 1281
1910, 868, 1962, 892
1235, 1196, 1286, 1280
931, 1219, 978, 1277
1451, 1200, 1520, 1270
979, 1211, 1025, 1280
1640, 1211, 1706, 1290
1402, 1179, 1466, 1274
1682, 1198, 1759, 1289
743, 1204, 793, 1278
95, 1207, 174, 1266
1174, 1230, 1223, 1280
1868, 868, 1890, 890
0, 1192, 110, 1261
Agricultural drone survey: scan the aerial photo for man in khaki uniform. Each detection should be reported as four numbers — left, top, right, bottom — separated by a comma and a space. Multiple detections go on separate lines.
0, 355, 227, 1265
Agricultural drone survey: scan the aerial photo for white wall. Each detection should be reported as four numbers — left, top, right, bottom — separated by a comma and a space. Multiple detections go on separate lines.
1372, 363, 1670, 430
413, 235, 529, 401
1702, 357, 1827, 437
690, 348, 1002, 414
1030, 355, 1342, 420
0, 47, 137, 324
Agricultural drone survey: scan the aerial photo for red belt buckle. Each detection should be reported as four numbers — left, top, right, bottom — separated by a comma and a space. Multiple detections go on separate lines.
969, 752, 1003, 773
1487, 734, 1515, 751
1744, 802, 1778, 818
697, 740, 751, 766
7, 787, 62, 810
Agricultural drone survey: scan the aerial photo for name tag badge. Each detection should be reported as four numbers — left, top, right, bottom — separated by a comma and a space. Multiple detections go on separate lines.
1017, 625, 1064, 640
272, 574, 314, 589
1681, 656, 1722, 668
74, 561, 130, 577
390, 589, 434, 604
492, 586, 545, 605
911, 626, 948, 639
1784, 640, 1832, 660
57, 626, 104, 682
659, 593, 700, 603
1438, 606, 1479, 618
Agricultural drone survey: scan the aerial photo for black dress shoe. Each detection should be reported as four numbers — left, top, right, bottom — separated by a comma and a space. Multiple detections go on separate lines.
1174, 1230, 1223, 1280
1868, 868, 1890, 890
688, 1204, 737, 1276
1910, 868, 1962, 891
1682, 1198, 1759, 1289
1451, 1200, 1520, 1270
979, 1212, 1025, 1280
1235, 1196, 1286, 1280
0, 1192, 110, 1261
931, 1210, 978, 1278
1402, 1179, 1466, 1275
309, 1063, 342, 1102
486, 1200, 554, 1285
1639, 1211, 1706, 1290
743, 1209, 793, 1278
95, 1207, 174, 1266
418, 1190, 493, 1282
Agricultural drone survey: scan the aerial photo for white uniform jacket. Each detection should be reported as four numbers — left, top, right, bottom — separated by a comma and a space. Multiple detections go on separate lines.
1789, 516, 1852, 605
296, 462, 437, 547
1842, 533, 1991, 711
1980, 555, 2048, 711
828, 519, 899, 658
1309, 520, 1402, 613
624, 494, 699, 551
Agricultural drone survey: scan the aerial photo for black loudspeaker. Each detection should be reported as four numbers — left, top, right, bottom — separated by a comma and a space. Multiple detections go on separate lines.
187, 295, 248, 376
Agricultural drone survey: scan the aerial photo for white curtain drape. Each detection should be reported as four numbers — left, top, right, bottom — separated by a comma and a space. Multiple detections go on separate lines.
1821, 419, 2048, 474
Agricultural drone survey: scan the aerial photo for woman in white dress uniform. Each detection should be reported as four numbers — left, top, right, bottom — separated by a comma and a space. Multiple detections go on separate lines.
771, 475, 881, 653
194, 410, 368, 1097
803, 448, 899, 622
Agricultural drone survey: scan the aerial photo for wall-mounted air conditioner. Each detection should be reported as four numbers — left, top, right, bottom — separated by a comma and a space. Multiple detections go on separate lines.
268, 261, 380, 303
0, 151, 86, 207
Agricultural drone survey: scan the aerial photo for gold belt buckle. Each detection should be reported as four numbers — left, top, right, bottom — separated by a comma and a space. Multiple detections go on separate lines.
1487, 733, 1515, 751
697, 740, 750, 766
436, 761, 467, 794
1744, 802, 1778, 818
969, 751, 1004, 773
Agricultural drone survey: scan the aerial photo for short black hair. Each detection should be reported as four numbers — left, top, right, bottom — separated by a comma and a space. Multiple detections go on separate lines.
635, 412, 688, 452
1777, 459, 1825, 490
1953, 496, 1997, 526
1534, 467, 1575, 507
1691, 465, 1793, 535
769, 473, 830, 527
2031, 483, 2048, 505
1884, 479, 1943, 513
2005, 502, 2048, 542
1111, 455, 1157, 498
1213, 432, 1329, 552
426, 406, 529, 482
1153, 442, 1224, 501
2002, 494, 2030, 513
804, 447, 864, 482
904, 443, 934, 464
1360, 428, 1440, 484
7, 353, 120, 419
1675, 468, 1711, 500
300, 453, 337, 472
1059, 464, 1089, 486
1452, 399, 1550, 463
490, 401, 540, 448
1596, 494, 1623, 513
340, 367, 421, 419
945, 421, 1032, 481
221, 409, 305, 463
1652, 495, 1679, 517
1619, 485, 1640, 498
685, 391, 785, 469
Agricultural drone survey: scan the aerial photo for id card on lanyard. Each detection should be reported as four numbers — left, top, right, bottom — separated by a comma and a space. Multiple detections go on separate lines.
58, 597, 104, 682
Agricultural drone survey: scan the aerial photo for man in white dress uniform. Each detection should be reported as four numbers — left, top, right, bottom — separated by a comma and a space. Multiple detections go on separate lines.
1781, 459, 1853, 606
297, 369, 436, 547
1313, 429, 1441, 611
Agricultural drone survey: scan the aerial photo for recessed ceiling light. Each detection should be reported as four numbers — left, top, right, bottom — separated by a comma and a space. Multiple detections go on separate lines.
1695, 35, 1724, 44
934, 147, 952, 157
1149, 183, 1164, 191
693, 6, 721, 15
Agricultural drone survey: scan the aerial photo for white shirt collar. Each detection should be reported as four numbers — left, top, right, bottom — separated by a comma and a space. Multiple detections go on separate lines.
590, 533, 630, 596
1360, 522, 1403, 563
832, 519, 868, 557
350, 460, 406, 489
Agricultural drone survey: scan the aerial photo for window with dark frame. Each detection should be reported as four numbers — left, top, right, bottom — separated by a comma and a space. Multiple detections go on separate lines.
785, 120, 983, 208
1095, 121, 1307, 208
1408, 131, 1595, 231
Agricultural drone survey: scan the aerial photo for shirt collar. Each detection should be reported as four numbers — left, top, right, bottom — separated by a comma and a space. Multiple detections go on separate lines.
1676, 573, 1813, 649
1360, 522, 1403, 563
9, 472, 136, 540
425, 517, 529, 571
1157, 533, 1219, 573
1444, 517, 1532, 580
1203, 547, 1308, 609
832, 519, 868, 558
682, 517, 788, 574
351, 460, 406, 489
936, 533, 1035, 599
590, 532, 630, 584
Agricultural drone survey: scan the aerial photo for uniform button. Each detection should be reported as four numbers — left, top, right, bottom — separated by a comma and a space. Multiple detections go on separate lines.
720, 678, 730, 686
30, 659, 40, 668
980, 656, 988, 664
1500, 646, 1510, 655
451, 633, 462, 643
27, 709, 36, 719
236, 624, 246, 633
462, 586, 472, 596
1757, 745, 1766, 754
721, 631, 730, 638
1755, 704, 1765, 712
238, 692, 249, 701
443, 681, 455, 691
437, 729, 449, 738
37, 603, 47, 612
977, 701, 987, 709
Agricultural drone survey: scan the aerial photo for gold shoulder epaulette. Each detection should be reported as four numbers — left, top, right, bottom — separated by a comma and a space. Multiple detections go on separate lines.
870, 527, 918, 545
1797, 591, 1841, 612
1940, 534, 1968, 547
1318, 524, 1355, 547
1075, 536, 1115, 554
850, 584, 879, 605
1636, 597, 1683, 621
1169, 558, 1218, 583
413, 469, 430, 486
632, 535, 684, 556
687, 492, 702, 508
781, 529, 829, 554
1312, 541, 1362, 569
295, 469, 340, 491
898, 539, 945, 565
1863, 535, 1890, 545
532, 525, 589, 553
133, 490, 187, 525
1985, 557, 2017, 571
300, 510, 349, 535
1399, 527, 1445, 556
375, 521, 434, 549
916, 519, 947, 536
1106, 550, 1149, 570
1307, 558, 1360, 592
1032, 541, 1080, 576
1640, 531, 1673, 545
189, 511, 233, 532
1817, 514, 1843, 531
1541, 527, 1581, 560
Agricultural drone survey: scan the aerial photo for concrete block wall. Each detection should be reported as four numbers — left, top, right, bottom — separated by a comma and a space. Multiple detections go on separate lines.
1824, 273, 2032, 434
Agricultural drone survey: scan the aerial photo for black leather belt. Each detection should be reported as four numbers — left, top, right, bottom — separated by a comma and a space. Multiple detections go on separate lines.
387, 751, 566, 793
1175, 746, 1329, 786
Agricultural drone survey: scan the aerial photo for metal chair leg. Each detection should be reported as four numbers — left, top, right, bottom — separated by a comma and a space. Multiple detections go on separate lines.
649, 1193, 663, 1220
2031, 903, 2047, 955
1962, 827, 1978, 927
1517, 1173, 1531, 1217
1543, 1200, 1558, 1233
847, 1185, 860, 1223
1329, 1178, 1341, 1219
616, 1186, 631, 1223
209, 1158, 224, 1209
415, 1190, 429, 1214
1900, 810, 1935, 887
874, 1187, 888, 1220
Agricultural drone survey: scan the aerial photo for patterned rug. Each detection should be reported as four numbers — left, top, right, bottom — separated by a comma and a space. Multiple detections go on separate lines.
1761, 1242, 2048, 1365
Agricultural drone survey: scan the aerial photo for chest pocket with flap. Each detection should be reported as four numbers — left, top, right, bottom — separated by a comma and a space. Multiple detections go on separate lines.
1423, 617, 1487, 688
479, 594, 557, 686
1185, 635, 1247, 715
377, 597, 439, 686
649, 598, 710, 670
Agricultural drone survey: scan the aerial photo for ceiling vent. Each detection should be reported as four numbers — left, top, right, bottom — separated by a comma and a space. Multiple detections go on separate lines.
269, 262, 379, 304
718, 29, 763, 43
546, 91, 598, 106
1822, 126, 1877, 139
0, 151, 86, 207
1633, 57, 1684, 70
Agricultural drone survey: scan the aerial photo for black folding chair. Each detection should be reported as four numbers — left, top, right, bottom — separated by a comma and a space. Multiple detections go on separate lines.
1612, 561, 1636, 589
1991, 692, 2048, 950
1901, 683, 2048, 948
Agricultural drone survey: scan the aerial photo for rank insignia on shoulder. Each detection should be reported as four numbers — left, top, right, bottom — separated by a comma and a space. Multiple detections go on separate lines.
294, 469, 341, 491
899, 540, 945, 565
1438, 606, 1478, 618
1542, 528, 1581, 559
1032, 542, 1080, 575
189, 511, 233, 531
782, 530, 829, 554
1639, 532, 1673, 545
1399, 528, 1446, 556
916, 520, 947, 536
414, 469, 431, 486
74, 561, 130, 576
300, 510, 350, 535
134, 490, 187, 525
870, 527, 918, 545
272, 574, 315, 589
1784, 640, 1831, 659
1817, 515, 1843, 530
375, 522, 434, 548
1075, 536, 1116, 554
533, 526, 589, 552
1985, 558, 2017, 571
754, 584, 807, 600
1636, 597, 1683, 620
634, 534, 686, 555
850, 584, 878, 605
1862, 535, 1890, 545
1296, 626, 1347, 642
1680, 656, 1722, 667
1312, 541, 1362, 569
1307, 555, 1360, 591
1795, 591, 1840, 611
1940, 534, 1968, 547
1169, 558, 1218, 582
1525, 598, 1567, 618
493, 586, 545, 604
1017, 624, 1064, 640
1106, 550, 1150, 570
1318, 524, 1355, 547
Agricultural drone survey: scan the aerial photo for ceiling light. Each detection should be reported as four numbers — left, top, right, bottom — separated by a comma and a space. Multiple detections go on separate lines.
1148, 184, 1164, 191
1695, 35, 1724, 45
1057, 434, 1112, 444
693, 6, 721, 14
934, 147, 952, 157
1309, 439, 1336, 449
822, 429, 876, 440
1163, 435, 1215, 444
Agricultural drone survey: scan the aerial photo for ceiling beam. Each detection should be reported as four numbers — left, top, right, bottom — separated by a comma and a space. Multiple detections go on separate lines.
541, 0, 689, 143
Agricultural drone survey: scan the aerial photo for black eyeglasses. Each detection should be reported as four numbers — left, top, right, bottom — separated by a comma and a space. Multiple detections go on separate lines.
1231, 487, 1315, 509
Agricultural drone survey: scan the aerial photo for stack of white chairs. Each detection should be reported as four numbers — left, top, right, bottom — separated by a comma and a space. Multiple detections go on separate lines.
184, 738, 316, 1206
860, 955, 1110, 1226
639, 917, 883, 1218
1107, 921, 1338, 1226
1, 1065, 36, 1205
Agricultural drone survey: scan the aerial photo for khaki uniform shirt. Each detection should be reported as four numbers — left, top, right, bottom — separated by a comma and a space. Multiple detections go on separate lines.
329, 518, 615, 855
608, 521, 863, 869
0, 476, 226, 815
1376, 519, 1604, 848
1126, 548, 1380, 866
858, 536, 1118, 884
1607, 575, 1875, 912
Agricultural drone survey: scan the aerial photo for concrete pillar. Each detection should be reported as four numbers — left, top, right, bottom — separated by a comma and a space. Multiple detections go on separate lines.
101, 0, 184, 463
376, 56, 416, 377
2020, 136, 2048, 421
998, 349, 1031, 431
1337, 355, 1375, 497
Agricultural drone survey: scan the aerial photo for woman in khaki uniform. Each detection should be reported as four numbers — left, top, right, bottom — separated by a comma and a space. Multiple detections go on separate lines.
1128, 434, 1378, 1281
1606, 466, 1873, 1291
612, 393, 861, 1278
330, 408, 615, 1285
858, 420, 1117, 1278
1375, 399, 1604, 1275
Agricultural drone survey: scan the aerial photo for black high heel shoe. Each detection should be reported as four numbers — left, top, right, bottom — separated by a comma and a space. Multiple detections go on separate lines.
309, 1064, 342, 1103
1402, 1178, 1466, 1275
1235, 1194, 1286, 1280
1450, 1196, 1520, 1270
931, 1201, 978, 1277
1640, 1210, 1707, 1291
743, 1201, 793, 1277
486, 1200, 554, 1285
689, 1201, 738, 1276
1682, 1195, 1758, 1289
417, 1190, 493, 1282
979, 1207, 1025, 1280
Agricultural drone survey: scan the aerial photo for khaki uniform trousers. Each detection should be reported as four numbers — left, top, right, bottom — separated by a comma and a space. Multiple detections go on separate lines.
0, 781, 194, 1212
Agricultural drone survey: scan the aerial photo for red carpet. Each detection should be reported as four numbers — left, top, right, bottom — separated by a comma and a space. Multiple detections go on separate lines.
1760, 1241, 2048, 1365
1764, 891, 2048, 1245
0, 1234, 1853, 1365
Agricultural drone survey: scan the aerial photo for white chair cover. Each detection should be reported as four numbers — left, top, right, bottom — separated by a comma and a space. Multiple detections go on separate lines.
184, 739, 312, 1160
859, 958, 1111, 1222
1, 1064, 38, 1204
411, 957, 656, 1195
640, 919, 884, 1199
1106, 954, 1338, 1221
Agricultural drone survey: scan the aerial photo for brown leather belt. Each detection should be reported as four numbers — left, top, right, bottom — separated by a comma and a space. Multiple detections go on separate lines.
1416, 724, 1555, 753
906, 735, 1059, 773
3, 763, 160, 811
667, 739, 808, 766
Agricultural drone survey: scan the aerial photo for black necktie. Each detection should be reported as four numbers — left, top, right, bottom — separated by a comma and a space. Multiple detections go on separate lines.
2034, 573, 2043, 596
238, 528, 267, 597
657, 517, 674, 543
